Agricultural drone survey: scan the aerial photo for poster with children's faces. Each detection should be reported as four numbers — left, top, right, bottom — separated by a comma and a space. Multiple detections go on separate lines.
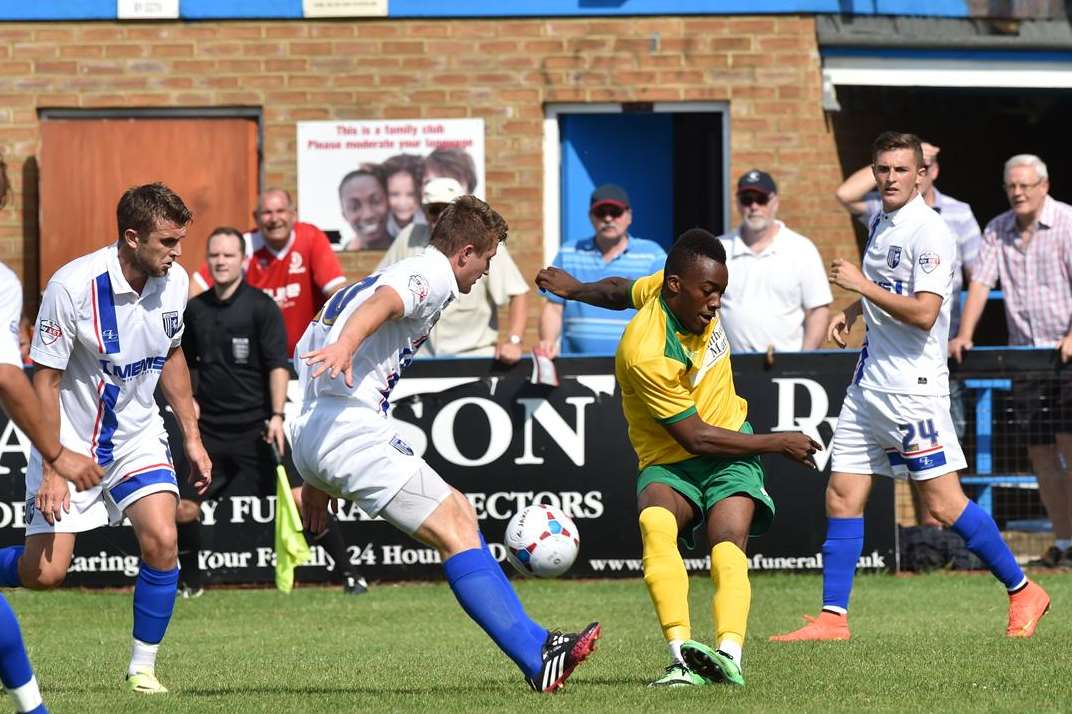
296, 119, 486, 251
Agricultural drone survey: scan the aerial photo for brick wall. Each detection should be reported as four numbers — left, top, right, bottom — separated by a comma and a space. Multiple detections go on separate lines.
0, 15, 859, 343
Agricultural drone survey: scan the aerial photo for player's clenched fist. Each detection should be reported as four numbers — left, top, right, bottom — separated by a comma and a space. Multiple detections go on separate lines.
828, 258, 868, 294
775, 432, 823, 470
535, 266, 581, 299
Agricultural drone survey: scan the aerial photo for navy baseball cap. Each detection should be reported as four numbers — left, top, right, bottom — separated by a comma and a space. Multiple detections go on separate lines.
737, 170, 777, 196
590, 184, 630, 212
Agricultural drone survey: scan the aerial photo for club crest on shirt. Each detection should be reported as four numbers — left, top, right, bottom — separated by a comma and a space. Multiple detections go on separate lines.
918, 251, 941, 273
886, 246, 902, 269
408, 274, 429, 302
38, 319, 62, 345
289, 251, 306, 274
162, 311, 181, 338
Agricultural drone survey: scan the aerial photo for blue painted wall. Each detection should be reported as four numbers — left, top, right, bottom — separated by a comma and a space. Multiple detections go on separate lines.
560, 113, 674, 250
0, 0, 973, 21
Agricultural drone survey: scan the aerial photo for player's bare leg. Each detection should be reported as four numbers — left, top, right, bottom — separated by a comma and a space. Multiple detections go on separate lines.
18, 534, 76, 590
680, 496, 753, 686
770, 473, 870, 642
124, 492, 180, 694
637, 484, 704, 687
1027, 443, 1072, 567
915, 471, 1049, 637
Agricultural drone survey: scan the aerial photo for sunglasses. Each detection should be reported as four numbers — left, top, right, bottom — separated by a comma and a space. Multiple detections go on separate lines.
738, 192, 770, 207
592, 205, 625, 220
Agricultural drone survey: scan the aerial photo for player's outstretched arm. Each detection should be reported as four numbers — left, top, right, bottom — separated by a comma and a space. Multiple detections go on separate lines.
535, 266, 633, 310
829, 258, 942, 331
0, 365, 102, 491
663, 414, 821, 469
302, 285, 404, 387
160, 346, 212, 495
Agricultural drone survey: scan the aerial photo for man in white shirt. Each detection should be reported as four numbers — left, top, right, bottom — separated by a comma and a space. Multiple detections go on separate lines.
0, 183, 212, 695
771, 132, 1050, 642
292, 196, 599, 694
718, 170, 831, 353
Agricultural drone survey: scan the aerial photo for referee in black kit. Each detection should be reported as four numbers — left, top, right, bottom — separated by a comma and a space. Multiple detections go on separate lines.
175, 227, 368, 596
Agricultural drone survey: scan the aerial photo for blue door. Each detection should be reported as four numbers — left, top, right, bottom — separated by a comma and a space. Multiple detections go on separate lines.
559, 113, 674, 250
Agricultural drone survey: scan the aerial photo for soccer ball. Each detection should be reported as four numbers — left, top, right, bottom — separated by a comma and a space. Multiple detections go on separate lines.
504, 504, 580, 578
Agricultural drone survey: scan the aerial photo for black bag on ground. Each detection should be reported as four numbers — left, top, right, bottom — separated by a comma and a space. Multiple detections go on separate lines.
899, 525, 984, 572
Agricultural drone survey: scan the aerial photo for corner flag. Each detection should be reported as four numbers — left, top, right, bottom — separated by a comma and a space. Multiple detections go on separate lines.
271, 444, 310, 593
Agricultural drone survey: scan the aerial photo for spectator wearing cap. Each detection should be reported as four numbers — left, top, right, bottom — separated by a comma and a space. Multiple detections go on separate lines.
717, 170, 832, 353
539, 184, 666, 356
376, 177, 530, 363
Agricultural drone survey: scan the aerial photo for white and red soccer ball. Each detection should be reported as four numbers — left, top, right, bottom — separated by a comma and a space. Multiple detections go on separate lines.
504, 504, 580, 578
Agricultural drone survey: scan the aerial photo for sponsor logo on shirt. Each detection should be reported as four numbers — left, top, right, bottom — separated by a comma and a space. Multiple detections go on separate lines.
264, 283, 301, 305
162, 311, 181, 338
289, 251, 306, 275
99, 355, 166, 381
38, 319, 63, 345
692, 321, 730, 387
886, 246, 902, 269
389, 435, 414, 456
918, 252, 941, 273
408, 274, 429, 302
232, 337, 250, 364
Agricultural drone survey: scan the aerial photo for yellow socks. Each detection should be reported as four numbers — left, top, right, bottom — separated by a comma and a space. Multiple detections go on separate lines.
639, 507, 690, 643
711, 541, 750, 662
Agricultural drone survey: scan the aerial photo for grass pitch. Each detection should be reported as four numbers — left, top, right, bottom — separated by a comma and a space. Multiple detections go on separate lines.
10, 571, 1071, 713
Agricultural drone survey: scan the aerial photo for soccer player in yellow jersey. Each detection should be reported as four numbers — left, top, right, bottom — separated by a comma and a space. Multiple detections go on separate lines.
537, 228, 819, 687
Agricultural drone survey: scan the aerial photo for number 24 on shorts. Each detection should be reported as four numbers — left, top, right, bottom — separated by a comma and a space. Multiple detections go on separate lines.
898, 418, 937, 452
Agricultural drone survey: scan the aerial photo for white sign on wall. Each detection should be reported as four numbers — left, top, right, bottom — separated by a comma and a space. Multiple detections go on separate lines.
302, 0, 387, 17
296, 119, 485, 252
117, 0, 179, 19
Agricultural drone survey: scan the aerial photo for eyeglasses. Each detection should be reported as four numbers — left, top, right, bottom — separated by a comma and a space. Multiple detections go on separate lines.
738, 192, 770, 207
592, 206, 625, 220
1003, 179, 1044, 194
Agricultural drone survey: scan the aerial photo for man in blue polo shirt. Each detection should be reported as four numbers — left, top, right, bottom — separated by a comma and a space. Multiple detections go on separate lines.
538, 184, 666, 355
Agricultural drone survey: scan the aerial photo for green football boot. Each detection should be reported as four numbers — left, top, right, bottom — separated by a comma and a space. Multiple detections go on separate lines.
649, 661, 707, 687
680, 640, 745, 687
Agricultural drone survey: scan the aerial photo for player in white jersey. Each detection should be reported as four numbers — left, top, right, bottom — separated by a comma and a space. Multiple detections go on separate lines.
293, 196, 599, 694
0, 184, 212, 695
0, 260, 104, 710
771, 132, 1050, 642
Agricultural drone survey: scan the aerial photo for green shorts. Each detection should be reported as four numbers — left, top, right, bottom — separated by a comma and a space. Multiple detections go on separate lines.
636, 422, 775, 549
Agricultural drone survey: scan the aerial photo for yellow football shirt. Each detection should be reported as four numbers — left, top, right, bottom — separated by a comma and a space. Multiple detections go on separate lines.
615, 270, 748, 469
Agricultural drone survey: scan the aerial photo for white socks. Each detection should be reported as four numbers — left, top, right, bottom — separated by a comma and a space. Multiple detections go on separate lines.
717, 638, 743, 666
668, 639, 685, 666
129, 638, 159, 676
7, 675, 42, 713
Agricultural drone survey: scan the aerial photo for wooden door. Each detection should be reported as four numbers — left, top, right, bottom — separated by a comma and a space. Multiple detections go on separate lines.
38, 117, 258, 287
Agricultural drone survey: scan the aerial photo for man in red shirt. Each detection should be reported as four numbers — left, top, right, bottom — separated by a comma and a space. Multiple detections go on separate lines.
191, 188, 347, 356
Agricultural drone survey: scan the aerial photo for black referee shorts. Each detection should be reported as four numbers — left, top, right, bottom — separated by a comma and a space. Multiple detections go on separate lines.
177, 421, 303, 501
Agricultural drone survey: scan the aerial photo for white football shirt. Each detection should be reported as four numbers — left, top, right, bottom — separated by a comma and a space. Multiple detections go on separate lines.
0, 264, 24, 369
30, 244, 188, 465
852, 193, 956, 397
294, 247, 458, 412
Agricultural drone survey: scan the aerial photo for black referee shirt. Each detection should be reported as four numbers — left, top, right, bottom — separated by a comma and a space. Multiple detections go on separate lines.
182, 281, 290, 428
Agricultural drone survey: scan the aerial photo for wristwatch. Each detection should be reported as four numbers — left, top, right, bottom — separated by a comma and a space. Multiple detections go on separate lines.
508, 334, 522, 345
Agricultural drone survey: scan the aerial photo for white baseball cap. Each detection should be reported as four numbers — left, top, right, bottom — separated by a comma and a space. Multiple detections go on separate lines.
422, 177, 465, 206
